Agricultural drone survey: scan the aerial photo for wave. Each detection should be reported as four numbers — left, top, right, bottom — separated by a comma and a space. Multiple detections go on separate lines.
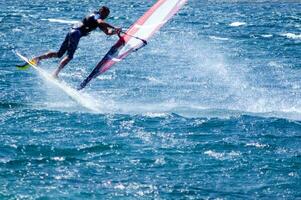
41, 18, 80, 25
280, 33, 301, 40
91, 100, 301, 121
209, 36, 230, 41
229, 22, 246, 27
26, 98, 301, 121
204, 150, 241, 160
261, 34, 273, 38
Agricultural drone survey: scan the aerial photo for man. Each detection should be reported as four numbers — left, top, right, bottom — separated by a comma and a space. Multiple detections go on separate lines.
19, 6, 121, 78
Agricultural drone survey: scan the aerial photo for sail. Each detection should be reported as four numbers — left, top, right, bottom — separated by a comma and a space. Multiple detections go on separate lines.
78, 0, 188, 90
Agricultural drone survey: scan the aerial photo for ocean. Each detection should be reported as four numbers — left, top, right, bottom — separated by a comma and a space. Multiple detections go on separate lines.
0, 0, 300, 199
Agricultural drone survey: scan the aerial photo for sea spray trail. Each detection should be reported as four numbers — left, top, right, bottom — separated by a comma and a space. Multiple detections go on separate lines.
15, 51, 102, 113
31, 69, 102, 113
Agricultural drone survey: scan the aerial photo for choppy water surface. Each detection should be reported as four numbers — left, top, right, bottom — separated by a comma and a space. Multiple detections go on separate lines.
0, 0, 301, 199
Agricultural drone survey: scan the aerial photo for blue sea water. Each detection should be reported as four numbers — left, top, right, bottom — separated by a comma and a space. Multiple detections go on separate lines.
1, 0, 301, 199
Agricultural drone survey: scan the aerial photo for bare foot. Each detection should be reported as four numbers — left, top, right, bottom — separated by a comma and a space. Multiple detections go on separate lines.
30, 58, 40, 66
52, 73, 59, 79
34, 58, 40, 65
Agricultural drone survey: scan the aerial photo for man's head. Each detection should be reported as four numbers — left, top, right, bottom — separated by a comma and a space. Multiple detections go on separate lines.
99, 6, 110, 19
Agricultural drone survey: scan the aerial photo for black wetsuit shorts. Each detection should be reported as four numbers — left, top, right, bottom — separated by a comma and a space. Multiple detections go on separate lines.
57, 28, 82, 59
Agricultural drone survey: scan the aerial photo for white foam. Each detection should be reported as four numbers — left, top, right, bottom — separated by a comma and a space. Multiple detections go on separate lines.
0, 158, 10, 164
209, 36, 229, 41
246, 142, 267, 148
96, 74, 115, 80
12, 28, 22, 32
288, 172, 299, 177
268, 61, 283, 69
146, 76, 166, 84
204, 150, 241, 160
41, 18, 80, 25
229, 22, 246, 27
51, 157, 65, 161
114, 183, 126, 190
38, 71, 102, 113
142, 112, 169, 118
261, 34, 273, 38
280, 33, 301, 40
155, 157, 166, 165
204, 150, 224, 159
15, 51, 102, 112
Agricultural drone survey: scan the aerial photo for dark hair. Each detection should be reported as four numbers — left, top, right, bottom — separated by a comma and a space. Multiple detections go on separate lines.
99, 6, 110, 19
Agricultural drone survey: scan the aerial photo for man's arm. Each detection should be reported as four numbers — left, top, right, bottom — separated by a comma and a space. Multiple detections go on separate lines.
97, 19, 121, 36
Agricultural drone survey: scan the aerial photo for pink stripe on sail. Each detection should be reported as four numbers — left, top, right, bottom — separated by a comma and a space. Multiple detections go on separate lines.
143, 0, 188, 41
99, 0, 188, 74
125, 0, 167, 42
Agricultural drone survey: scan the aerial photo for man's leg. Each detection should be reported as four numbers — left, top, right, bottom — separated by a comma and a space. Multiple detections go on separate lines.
33, 52, 58, 63
53, 56, 71, 78
32, 32, 70, 65
52, 30, 81, 78
16, 51, 59, 68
